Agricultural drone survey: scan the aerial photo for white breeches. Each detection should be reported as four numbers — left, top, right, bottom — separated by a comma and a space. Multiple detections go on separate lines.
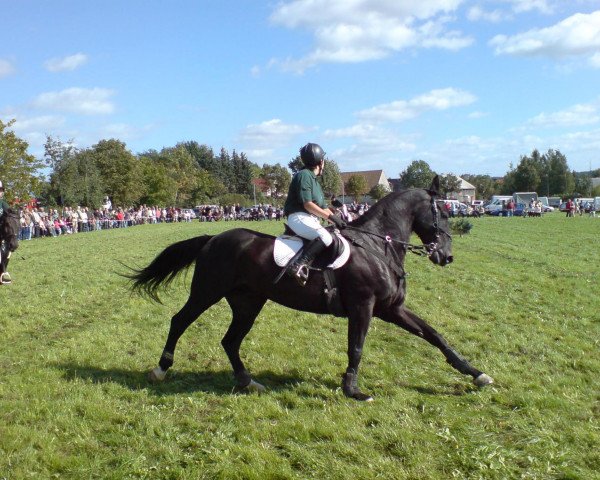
287, 212, 333, 246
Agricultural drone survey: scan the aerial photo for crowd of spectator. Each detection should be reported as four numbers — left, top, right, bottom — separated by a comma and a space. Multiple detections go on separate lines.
16, 200, 374, 241
18, 205, 198, 240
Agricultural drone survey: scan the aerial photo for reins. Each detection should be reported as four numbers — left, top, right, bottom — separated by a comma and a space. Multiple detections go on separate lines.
343, 195, 451, 258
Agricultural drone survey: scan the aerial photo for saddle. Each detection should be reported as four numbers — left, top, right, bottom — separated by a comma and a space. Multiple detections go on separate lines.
272, 226, 350, 317
273, 225, 350, 270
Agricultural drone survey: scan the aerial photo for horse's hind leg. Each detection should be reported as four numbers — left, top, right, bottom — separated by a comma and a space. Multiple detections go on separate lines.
149, 295, 217, 382
222, 292, 266, 393
381, 306, 494, 387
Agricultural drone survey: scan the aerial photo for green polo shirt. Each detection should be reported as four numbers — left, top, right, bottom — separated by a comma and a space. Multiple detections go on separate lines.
284, 169, 326, 216
0, 198, 9, 216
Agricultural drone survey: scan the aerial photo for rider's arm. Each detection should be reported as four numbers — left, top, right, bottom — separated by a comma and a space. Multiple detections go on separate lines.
303, 201, 335, 222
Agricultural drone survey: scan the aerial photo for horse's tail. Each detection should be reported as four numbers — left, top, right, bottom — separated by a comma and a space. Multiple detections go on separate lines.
128, 235, 212, 302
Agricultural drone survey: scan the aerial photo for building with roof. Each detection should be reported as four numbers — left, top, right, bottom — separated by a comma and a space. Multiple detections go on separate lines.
445, 175, 476, 203
338, 169, 391, 203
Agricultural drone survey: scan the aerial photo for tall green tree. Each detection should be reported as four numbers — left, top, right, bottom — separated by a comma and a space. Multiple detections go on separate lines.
573, 173, 592, 197
260, 163, 291, 199
546, 149, 573, 196
320, 157, 342, 198
0, 119, 44, 203
345, 174, 368, 202
91, 139, 143, 206
231, 150, 254, 196
288, 155, 303, 174
181, 141, 215, 171
439, 174, 462, 199
369, 184, 389, 202
399, 160, 435, 188
141, 145, 228, 205
44, 135, 79, 206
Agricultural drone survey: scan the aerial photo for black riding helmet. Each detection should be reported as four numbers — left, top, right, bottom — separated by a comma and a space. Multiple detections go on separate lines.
300, 143, 325, 168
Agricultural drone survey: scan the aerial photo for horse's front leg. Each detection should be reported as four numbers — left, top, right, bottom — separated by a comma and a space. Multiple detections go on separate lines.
343, 302, 375, 401
381, 306, 494, 387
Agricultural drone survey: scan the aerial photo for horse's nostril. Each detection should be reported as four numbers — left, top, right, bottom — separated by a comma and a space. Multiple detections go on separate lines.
446, 256, 453, 264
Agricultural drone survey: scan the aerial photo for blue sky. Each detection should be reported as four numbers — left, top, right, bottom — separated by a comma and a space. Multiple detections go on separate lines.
2, 0, 600, 177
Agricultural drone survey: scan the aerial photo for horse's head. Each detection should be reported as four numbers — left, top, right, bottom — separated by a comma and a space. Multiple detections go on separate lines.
412, 176, 453, 266
0, 208, 20, 253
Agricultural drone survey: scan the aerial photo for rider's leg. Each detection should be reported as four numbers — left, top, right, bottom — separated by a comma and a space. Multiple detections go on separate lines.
286, 212, 333, 284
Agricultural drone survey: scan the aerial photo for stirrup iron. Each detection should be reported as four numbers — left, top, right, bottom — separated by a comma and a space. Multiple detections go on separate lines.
293, 264, 310, 286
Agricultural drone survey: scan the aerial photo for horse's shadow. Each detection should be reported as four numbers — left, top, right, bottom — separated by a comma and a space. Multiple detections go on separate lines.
52, 362, 333, 396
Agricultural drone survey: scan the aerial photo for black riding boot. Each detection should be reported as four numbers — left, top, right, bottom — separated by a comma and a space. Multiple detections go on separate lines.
287, 237, 328, 286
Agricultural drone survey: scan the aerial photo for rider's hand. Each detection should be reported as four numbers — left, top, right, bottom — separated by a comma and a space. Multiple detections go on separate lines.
328, 214, 347, 229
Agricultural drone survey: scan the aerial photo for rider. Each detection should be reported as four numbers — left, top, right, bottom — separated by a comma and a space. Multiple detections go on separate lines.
283, 143, 346, 283
0, 181, 8, 215
0, 180, 13, 284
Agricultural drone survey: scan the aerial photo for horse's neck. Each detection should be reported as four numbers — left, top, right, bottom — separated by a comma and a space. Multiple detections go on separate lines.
356, 206, 413, 243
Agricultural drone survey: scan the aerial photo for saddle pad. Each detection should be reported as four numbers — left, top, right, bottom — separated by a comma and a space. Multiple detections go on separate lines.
273, 233, 351, 269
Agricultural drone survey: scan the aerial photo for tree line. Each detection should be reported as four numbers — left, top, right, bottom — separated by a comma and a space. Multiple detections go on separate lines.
1, 119, 598, 208
399, 150, 600, 198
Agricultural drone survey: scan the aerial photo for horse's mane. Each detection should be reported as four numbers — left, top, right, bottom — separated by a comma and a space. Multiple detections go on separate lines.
349, 188, 424, 227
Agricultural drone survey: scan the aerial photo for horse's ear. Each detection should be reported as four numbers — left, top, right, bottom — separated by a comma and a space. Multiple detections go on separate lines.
429, 175, 440, 196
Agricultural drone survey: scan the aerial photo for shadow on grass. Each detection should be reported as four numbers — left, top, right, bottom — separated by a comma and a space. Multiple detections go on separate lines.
395, 380, 480, 396
52, 362, 314, 396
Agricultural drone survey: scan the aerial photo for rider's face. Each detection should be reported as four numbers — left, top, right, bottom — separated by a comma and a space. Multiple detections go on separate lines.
317, 160, 325, 176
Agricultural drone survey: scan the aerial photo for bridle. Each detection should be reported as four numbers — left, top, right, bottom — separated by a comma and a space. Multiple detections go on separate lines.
345, 193, 452, 259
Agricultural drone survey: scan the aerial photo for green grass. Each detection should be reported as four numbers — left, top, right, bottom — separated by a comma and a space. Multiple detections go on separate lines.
1, 214, 598, 479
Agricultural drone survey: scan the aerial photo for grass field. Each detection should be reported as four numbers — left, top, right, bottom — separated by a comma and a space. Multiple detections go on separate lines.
1, 214, 598, 479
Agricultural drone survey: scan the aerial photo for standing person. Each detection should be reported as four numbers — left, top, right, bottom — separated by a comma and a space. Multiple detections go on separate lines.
282, 143, 346, 284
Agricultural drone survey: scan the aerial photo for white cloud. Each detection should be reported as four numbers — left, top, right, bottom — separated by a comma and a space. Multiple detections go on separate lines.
468, 110, 489, 119
467, 1, 555, 23
507, 0, 554, 14
10, 115, 66, 132
490, 10, 600, 66
31, 87, 116, 115
357, 87, 476, 123
44, 53, 88, 72
527, 103, 600, 128
269, 0, 471, 72
467, 6, 508, 23
238, 118, 312, 146
0, 59, 15, 78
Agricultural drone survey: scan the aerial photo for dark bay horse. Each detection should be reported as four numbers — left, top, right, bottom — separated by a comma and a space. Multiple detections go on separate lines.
0, 208, 20, 284
130, 177, 493, 401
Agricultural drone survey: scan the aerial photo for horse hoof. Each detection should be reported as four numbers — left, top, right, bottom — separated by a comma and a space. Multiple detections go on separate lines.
344, 389, 374, 402
235, 379, 266, 394
356, 393, 374, 402
148, 367, 167, 383
474, 373, 494, 387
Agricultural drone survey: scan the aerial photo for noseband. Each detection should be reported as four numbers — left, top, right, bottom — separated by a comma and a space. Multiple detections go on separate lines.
426, 196, 452, 257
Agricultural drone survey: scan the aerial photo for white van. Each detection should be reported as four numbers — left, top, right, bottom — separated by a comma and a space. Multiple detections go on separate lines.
484, 196, 512, 214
